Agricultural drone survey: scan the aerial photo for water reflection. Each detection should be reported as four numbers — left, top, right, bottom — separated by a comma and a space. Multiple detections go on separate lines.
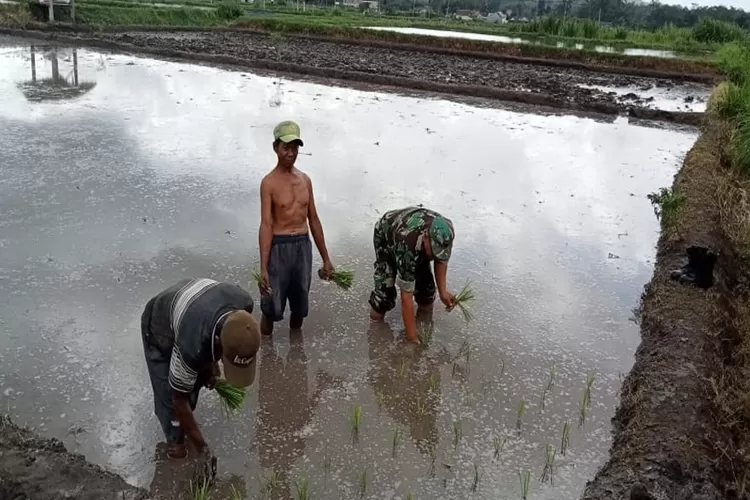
18, 45, 96, 102
256, 334, 341, 499
364, 26, 678, 58
366, 309, 451, 456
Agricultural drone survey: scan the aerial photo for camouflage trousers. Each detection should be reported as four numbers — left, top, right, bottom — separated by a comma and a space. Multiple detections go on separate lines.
368, 219, 436, 315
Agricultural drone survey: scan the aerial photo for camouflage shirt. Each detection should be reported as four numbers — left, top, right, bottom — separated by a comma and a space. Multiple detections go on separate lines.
375, 206, 454, 294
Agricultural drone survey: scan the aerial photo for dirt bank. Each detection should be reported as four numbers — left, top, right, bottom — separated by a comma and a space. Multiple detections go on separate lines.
581, 115, 750, 498
0, 27, 708, 126
0, 416, 150, 499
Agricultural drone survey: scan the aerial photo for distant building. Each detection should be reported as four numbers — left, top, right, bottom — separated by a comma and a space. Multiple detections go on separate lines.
484, 11, 508, 23
453, 9, 474, 20
359, 0, 378, 10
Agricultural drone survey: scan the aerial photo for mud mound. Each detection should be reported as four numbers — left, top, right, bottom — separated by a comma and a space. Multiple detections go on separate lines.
0, 417, 149, 500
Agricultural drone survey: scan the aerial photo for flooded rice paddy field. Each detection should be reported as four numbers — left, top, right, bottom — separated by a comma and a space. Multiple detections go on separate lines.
54, 30, 713, 117
0, 40, 699, 499
363, 27, 679, 59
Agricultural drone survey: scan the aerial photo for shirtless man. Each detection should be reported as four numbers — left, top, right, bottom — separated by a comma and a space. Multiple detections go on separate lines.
258, 120, 334, 336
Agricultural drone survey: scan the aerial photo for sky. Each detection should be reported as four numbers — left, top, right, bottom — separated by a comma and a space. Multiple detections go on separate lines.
658, 0, 749, 10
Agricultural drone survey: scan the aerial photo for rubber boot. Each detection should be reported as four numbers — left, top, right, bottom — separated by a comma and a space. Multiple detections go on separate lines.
669, 245, 716, 289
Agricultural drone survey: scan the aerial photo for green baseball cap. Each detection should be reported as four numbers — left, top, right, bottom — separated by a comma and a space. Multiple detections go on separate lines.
429, 215, 454, 262
273, 120, 304, 146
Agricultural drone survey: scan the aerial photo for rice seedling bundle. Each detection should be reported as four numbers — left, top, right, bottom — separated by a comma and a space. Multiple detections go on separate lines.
214, 379, 247, 416
453, 281, 476, 322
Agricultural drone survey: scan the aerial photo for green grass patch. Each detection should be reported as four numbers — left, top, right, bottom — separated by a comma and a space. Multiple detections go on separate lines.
76, 3, 222, 26
648, 187, 687, 235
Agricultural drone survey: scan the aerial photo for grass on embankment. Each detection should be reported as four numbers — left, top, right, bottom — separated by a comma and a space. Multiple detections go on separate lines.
688, 41, 750, 496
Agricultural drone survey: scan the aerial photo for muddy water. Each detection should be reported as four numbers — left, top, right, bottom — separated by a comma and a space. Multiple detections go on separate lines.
363, 26, 679, 58
0, 39, 698, 499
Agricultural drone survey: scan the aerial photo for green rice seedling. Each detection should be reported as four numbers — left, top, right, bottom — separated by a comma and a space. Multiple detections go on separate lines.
329, 268, 355, 290
546, 364, 556, 393
493, 435, 507, 460
427, 443, 437, 477
415, 398, 427, 419
452, 362, 460, 376
349, 405, 362, 435
586, 374, 596, 393
516, 400, 526, 431
429, 374, 439, 393
188, 476, 212, 500
398, 357, 407, 378
519, 470, 531, 500
453, 281, 475, 322
452, 420, 463, 448
230, 484, 243, 500
295, 475, 310, 500
417, 322, 434, 347
539, 386, 548, 412
214, 379, 247, 417
540, 444, 556, 485
250, 266, 262, 287
471, 463, 481, 492
560, 421, 571, 456
392, 426, 403, 456
405, 493, 416, 500
578, 391, 589, 428
261, 469, 283, 495
456, 339, 470, 361
359, 469, 367, 497
375, 390, 386, 407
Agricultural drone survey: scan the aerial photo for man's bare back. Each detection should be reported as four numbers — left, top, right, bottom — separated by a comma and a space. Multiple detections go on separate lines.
261, 167, 311, 235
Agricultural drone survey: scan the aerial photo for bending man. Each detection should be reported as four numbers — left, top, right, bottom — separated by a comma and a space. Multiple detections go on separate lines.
140, 278, 260, 459
368, 206, 457, 343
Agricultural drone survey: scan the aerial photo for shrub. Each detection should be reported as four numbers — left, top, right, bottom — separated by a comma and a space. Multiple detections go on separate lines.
692, 18, 748, 45
217, 1, 242, 20
715, 42, 750, 86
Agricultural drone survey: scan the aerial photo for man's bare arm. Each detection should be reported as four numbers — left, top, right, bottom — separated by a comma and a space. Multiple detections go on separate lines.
400, 290, 418, 342
259, 177, 274, 277
306, 175, 332, 265
171, 391, 207, 451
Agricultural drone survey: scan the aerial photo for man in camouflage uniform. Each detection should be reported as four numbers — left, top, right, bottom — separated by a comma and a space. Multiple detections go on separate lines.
368, 206, 457, 343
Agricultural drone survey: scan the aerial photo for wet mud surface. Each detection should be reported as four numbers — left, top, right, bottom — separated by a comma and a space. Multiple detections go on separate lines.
2, 28, 711, 121
0, 417, 149, 500
0, 41, 700, 499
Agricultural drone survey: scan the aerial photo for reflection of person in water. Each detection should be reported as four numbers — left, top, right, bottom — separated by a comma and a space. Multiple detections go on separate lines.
149, 442, 246, 498
366, 310, 451, 455
256, 334, 340, 498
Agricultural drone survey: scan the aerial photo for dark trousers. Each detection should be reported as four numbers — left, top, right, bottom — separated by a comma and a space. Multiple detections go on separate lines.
260, 234, 313, 322
141, 297, 199, 445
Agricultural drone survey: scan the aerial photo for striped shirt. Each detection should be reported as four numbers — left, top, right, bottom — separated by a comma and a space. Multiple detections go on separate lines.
144, 278, 254, 393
